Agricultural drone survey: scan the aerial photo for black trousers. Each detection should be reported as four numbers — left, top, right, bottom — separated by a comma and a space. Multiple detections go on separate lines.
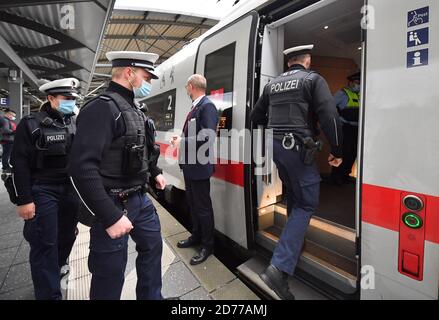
24, 183, 79, 300
332, 124, 358, 179
184, 177, 215, 250
2, 142, 13, 170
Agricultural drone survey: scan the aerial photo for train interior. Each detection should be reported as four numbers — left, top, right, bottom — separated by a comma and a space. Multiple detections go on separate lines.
243, 0, 364, 297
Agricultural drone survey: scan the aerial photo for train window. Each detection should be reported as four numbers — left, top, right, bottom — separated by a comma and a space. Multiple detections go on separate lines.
204, 42, 236, 131
142, 88, 176, 131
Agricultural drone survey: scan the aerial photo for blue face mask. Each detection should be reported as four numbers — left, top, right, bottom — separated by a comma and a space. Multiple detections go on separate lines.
58, 99, 76, 115
133, 79, 152, 98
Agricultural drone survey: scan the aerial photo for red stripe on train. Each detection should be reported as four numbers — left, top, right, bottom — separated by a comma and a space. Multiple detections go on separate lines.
362, 183, 439, 245
157, 142, 245, 187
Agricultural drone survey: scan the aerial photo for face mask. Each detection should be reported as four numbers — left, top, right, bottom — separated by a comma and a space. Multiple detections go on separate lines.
133, 80, 152, 98
10, 116, 16, 121
129, 69, 152, 98
58, 99, 76, 115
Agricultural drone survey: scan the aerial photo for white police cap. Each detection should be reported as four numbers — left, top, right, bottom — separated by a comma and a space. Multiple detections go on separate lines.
39, 78, 80, 97
283, 44, 314, 59
106, 51, 159, 79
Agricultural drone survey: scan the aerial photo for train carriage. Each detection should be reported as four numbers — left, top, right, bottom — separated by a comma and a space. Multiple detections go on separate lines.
142, 0, 439, 299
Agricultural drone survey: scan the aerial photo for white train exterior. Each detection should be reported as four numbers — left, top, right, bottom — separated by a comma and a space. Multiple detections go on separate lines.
142, 0, 439, 299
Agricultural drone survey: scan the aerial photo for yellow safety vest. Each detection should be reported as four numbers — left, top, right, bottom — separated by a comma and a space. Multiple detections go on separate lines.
342, 88, 360, 108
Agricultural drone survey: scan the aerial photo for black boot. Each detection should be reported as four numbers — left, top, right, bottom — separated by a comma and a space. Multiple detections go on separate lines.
260, 265, 295, 300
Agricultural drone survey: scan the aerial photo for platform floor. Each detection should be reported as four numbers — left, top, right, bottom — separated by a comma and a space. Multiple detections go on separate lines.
0, 182, 258, 300
0, 183, 33, 300
66, 196, 258, 300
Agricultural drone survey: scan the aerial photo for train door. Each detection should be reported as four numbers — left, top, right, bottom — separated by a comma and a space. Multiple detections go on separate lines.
194, 12, 259, 249
361, 0, 439, 300
252, 0, 365, 296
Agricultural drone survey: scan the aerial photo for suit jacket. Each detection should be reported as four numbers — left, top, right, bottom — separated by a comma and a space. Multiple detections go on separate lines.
179, 96, 219, 180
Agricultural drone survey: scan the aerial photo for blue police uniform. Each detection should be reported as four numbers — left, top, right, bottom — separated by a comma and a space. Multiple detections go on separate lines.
250, 45, 343, 299
69, 51, 163, 300
10, 78, 80, 300
88, 191, 162, 300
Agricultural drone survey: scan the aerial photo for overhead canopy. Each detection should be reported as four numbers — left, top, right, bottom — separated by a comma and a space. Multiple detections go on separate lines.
89, 9, 218, 95
0, 0, 115, 99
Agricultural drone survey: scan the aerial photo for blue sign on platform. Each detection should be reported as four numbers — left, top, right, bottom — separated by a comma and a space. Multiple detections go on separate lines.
0, 97, 9, 106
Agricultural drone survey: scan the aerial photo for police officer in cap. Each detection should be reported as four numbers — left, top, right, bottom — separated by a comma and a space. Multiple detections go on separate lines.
331, 71, 361, 185
69, 51, 166, 300
10, 78, 80, 300
250, 45, 343, 300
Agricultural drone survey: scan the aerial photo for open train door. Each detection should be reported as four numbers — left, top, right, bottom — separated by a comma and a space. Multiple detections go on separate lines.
194, 11, 259, 249
361, 0, 439, 299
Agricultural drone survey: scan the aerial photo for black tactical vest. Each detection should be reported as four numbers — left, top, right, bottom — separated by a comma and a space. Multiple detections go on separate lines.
27, 110, 75, 174
267, 69, 315, 137
88, 91, 149, 189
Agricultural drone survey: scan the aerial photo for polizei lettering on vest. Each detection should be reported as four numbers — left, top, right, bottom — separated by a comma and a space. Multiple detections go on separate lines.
46, 134, 66, 142
270, 79, 299, 94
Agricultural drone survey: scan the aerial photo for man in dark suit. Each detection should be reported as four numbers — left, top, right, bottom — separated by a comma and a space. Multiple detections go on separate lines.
171, 74, 219, 265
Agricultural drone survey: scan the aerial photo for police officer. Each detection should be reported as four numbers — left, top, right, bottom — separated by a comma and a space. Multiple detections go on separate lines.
331, 71, 361, 185
10, 78, 80, 300
250, 45, 343, 300
69, 51, 166, 300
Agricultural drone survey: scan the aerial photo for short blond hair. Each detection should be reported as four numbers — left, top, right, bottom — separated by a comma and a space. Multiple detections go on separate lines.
187, 74, 207, 91
111, 67, 126, 79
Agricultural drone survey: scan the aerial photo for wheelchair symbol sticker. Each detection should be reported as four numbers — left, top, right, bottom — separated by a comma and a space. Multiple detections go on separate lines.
407, 7, 429, 27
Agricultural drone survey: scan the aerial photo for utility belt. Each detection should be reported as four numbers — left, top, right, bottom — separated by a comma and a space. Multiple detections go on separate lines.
273, 132, 323, 165
78, 184, 147, 227
107, 184, 146, 200
107, 184, 146, 216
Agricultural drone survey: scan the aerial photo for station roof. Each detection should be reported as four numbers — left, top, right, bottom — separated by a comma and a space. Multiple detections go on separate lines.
0, 0, 115, 100
88, 10, 218, 96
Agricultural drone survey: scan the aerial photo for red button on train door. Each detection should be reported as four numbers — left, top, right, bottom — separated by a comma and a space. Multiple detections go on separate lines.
402, 251, 419, 277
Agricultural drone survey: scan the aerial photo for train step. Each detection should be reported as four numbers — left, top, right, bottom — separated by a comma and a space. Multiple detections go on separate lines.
236, 255, 329, 300
256, 204, 358, 294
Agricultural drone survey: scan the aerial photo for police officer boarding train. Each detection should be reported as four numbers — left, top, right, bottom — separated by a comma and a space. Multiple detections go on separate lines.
69, 51, 166, 300
250, 45, 344, 300
10, 78, 80, 300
